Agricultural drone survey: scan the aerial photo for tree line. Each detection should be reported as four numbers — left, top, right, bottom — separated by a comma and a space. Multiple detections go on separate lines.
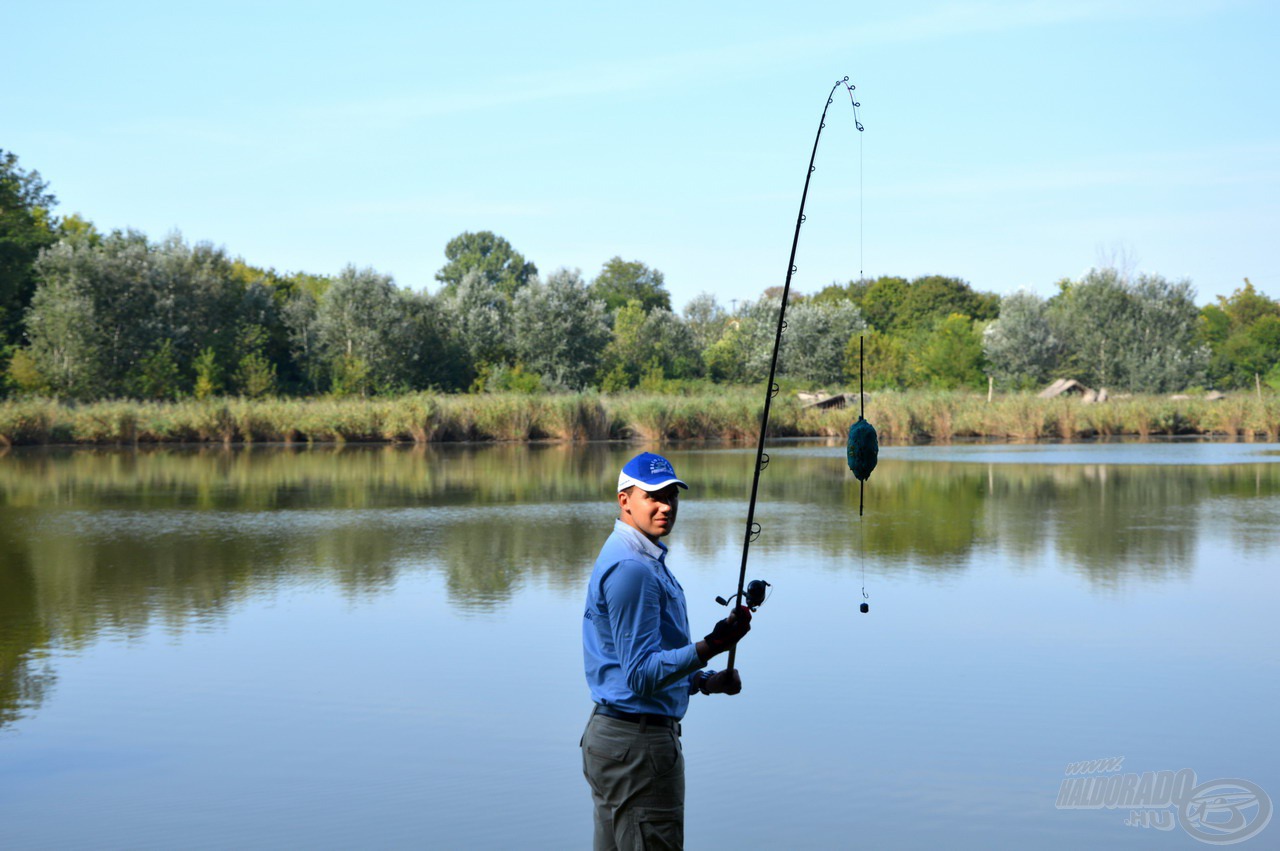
2, 148, 1277, 401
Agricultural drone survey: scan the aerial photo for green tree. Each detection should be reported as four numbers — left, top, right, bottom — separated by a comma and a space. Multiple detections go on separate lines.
738, 295, 787, 383
1199, 303, 1231, 351
435, 231, 537, 300
697, 294, 792, 385
703, 323, 747, 384
1047, 268, 1206, 392
294, 268, 465, 395
5, 348, 47, 394
127, 338, 183, 400
782, 299, 866, 386
598, 362, 631, 393
234, 353, 278, 398
446, 268, 513, 370
642, 309, 701, 381
226, 262, 318, 395
282, 290, 324, 394
898, 275, 999, 331
0, 150, 59, 352
23, 230, 146, 398
598, 301, 699, 388
57, 213, 101, 245
230, 324, 277, 398
983, 290, 1061, 389
329, 353, 371, 397
402, 290, 470, 392
1267, 361, 1280, 392
847, 274, 998, 336
588, 257, 671, 314
23, 230, 242, 399
859, 276, 909, 332
1125, 274, 1206, 391
912, 314, 986, 389
1047, 269, 1132, 389
682, 292, 728, 355
512, 268, 610, 390
1216, 278, 1277, 329
22, 267, 102, 398
810, 279, 871, 308
313, 266, 421, 395
1203, 280, 1280, 388
844, 330, 912, 390
193, 347, 221, 399
477, 362, 542, 393
599, 300, 648, 388
1217, 316, 1280, 388
147, 234, 242, 371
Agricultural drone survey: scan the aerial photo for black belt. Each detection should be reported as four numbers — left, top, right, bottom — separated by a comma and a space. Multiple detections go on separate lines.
593, 704, 680, 732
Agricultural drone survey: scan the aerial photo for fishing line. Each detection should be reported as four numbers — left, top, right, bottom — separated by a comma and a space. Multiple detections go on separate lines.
850, 82, 864, 279
860, 493, 868, 613
851, 334, 876, 613
721, 76, 865, 675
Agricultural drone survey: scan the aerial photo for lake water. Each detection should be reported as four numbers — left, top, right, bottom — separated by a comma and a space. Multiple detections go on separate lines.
1, 440, 1277, 850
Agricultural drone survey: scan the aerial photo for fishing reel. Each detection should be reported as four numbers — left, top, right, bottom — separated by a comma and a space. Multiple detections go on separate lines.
716, 579, 771, 612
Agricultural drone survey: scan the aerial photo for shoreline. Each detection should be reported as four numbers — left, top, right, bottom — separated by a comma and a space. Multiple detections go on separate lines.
2, 390, 1278, 447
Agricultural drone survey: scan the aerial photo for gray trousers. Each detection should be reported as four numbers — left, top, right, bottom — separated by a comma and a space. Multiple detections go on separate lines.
581, 710, 685, 850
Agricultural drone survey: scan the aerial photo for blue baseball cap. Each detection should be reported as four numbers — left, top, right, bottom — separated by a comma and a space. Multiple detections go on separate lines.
617, 452, 689, 493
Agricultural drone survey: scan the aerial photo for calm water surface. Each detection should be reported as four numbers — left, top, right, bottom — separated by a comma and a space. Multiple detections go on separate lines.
1, 440, 1277, 849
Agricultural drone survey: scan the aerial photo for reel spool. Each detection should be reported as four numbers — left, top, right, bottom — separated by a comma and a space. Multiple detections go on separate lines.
716, 578, 771, 612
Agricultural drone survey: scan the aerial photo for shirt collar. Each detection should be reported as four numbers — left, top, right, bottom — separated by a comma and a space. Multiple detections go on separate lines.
613, 518, 668, 564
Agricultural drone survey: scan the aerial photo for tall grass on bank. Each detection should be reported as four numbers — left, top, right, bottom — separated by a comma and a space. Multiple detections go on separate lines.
801, 392, 1280, 442
2, 391, 1279, 447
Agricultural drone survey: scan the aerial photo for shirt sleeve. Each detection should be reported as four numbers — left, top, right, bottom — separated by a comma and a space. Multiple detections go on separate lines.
603, 560, 703, 698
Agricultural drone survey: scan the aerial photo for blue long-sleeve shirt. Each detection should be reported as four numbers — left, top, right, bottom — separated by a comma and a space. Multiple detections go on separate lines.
583, 519, 704, 718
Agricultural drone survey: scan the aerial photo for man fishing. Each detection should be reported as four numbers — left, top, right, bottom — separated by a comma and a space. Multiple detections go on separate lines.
581, 451, 752, 850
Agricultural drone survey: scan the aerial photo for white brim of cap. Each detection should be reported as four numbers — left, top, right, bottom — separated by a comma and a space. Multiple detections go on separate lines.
617, 473, 689, 492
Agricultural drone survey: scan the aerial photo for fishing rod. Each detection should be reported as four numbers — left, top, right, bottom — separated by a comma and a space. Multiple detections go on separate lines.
717, 77, 865, 674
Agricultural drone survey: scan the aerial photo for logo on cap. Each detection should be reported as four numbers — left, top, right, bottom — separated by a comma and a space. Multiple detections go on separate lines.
649, 457, 673, 476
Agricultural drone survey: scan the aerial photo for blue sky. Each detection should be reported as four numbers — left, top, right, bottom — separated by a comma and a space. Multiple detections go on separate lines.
3, 0, 1276, 311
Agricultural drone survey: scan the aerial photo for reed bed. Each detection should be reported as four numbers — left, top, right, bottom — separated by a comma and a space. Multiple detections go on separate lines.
2, 391, 1278, 447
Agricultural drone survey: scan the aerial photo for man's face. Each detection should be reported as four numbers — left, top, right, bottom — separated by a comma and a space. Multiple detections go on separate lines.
618, 484, 680, 541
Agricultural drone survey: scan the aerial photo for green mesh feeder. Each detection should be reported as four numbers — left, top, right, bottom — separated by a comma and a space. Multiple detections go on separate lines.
846, 334, 878, 518
846, 416, 878, 481
847, 414, 877, 517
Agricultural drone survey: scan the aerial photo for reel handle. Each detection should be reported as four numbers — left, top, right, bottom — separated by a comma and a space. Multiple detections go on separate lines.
714, 579, 771, 612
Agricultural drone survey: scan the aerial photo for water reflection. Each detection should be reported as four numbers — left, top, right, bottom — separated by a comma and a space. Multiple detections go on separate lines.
0, 545, 54, 730
2, 442, 1279, 730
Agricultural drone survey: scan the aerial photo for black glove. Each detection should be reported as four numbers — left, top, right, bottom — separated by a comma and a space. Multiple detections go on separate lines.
700, 669, 742, 695
703, 605, 752, 656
